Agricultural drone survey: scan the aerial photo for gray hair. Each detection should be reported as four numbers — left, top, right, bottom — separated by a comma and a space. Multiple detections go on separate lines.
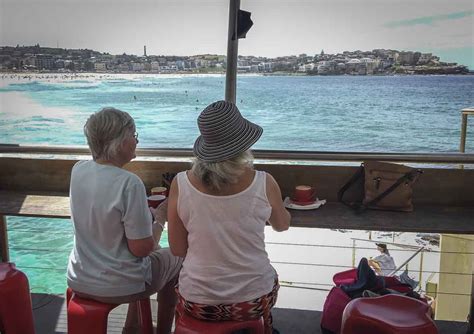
84, 107, 135, 161
192, 150, 254, 191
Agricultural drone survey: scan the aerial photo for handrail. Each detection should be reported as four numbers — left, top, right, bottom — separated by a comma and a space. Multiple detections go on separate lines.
388, 247, 425, 277
1, 144, 474, 163
350, 238, 422, 250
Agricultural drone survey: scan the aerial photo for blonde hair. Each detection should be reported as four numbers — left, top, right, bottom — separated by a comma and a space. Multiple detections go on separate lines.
84, 107, 135, 160
192, 150, 254, 191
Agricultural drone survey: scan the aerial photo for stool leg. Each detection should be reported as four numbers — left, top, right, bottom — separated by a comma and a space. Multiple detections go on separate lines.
137, 298, 153, 334
66, 288, 73, 306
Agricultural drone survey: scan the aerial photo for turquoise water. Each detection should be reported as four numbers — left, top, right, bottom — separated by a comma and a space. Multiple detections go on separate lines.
1, 74, 474, 294
8, 216, 169, 294
1, 75, 474, 151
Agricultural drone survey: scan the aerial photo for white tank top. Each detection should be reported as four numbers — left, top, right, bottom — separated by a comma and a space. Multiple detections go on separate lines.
176, 170, 276, 304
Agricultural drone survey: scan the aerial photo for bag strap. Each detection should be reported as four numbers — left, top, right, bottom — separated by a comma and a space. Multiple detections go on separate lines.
338, 164, 423, 212
337, 163, 365, 209
361, 169, 423, 211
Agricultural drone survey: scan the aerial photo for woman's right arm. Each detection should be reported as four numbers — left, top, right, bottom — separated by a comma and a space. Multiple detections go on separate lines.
168, 176, 189, 257
266, 173, 291, 232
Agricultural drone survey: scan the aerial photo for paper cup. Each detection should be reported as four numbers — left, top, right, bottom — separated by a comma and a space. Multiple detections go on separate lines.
151, 186, 168, 196
147, 195, 166, 208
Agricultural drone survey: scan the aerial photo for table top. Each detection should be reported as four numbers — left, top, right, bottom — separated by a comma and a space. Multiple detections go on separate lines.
0, 191, 70, 219
461, 108, 474, 114
1, 190, 473, 234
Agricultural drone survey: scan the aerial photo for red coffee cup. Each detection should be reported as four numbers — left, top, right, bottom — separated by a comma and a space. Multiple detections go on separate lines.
292, 185, 316, 203
151, 186, 168, 196
147, 195, 166, 208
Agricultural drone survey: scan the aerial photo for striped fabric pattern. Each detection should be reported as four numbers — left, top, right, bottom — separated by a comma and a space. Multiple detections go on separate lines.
193, 100, 263, 162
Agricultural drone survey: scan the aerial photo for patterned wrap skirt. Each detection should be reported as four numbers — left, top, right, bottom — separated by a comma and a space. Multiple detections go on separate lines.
176, 279, 279, 334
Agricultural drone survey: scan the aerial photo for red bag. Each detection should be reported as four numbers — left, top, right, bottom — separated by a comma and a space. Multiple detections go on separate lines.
320, 287, 351, 334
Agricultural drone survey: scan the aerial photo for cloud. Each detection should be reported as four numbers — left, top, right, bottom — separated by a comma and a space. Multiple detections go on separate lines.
385, 10, 473, 28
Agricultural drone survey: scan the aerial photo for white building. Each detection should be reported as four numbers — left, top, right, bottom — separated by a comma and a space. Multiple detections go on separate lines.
131, 62, 144, 71
94, 62, 107, 72
151, 61, 160, 71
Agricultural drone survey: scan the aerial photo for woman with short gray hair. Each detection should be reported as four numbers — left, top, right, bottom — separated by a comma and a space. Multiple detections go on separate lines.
168, 100, 291, 334
67, 107, 182, 334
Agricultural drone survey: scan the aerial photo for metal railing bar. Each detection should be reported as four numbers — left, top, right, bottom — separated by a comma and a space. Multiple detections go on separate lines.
17, 266, 65, 271
7, 237, 472, 255
350, 238, 423, 250
9, 228, 73, 235
267, 241, 473, 255
10, 247, 69, 252
389, 247, 425, 276
1, 144, 474, 164
271, 261, 473, 275
280, 283, 472, 296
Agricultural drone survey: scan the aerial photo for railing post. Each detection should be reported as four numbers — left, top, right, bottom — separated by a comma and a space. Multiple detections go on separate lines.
225, 0, 240, 104
0, 215, 9, 262
352, 239, 356, 268
418, 251, 424, 289
460, 112, 468, 153
468, 266, 474, 334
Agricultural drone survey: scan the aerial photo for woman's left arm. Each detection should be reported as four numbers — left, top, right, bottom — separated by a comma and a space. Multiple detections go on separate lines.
167, 176, 188, 257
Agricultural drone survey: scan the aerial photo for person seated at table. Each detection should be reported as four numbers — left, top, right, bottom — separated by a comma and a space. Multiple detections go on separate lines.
167, 100, 291, 334
368, 243, 396, 276
66, 107, 182, 334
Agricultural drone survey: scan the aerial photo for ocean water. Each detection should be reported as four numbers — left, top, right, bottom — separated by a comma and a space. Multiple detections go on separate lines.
1, 74, 474, 151
0, 74, 472, 302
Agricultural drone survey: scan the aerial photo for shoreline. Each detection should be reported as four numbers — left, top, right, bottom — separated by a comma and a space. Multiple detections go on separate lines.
1, 71, 473, 82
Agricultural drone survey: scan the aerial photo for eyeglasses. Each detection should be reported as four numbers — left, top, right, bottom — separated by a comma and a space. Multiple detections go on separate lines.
133, 132, 139, 140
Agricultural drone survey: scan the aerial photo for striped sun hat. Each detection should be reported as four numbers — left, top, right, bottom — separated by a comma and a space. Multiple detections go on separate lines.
193, 100, 263, 162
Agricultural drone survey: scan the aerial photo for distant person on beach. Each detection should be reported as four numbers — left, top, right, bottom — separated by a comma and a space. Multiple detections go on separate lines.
66, 107, 182, 334
369, 243, 397, 276
167, 100, 291, 334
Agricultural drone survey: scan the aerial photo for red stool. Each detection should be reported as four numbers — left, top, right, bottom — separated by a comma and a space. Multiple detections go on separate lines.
333, 268, 358, 286
341, 294, 438, 334
174, 312, 265, 334
66, 287, 153, 334
0, 262, 35, 334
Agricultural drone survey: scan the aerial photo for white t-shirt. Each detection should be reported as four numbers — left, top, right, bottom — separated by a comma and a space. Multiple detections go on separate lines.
67, 160, 153, 297
177, 170, 276, 304
374, 253, 397, 276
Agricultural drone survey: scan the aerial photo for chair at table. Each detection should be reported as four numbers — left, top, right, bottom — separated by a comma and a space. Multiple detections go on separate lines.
66, 287, 153, 334
341, 294, 438, 334
174, 311, 265, 334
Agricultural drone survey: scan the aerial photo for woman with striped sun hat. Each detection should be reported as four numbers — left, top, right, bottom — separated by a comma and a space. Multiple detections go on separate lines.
167, 100, 291, 334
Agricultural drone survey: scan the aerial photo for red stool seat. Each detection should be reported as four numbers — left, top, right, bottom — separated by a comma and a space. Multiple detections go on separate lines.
333, 268, 358, 286
0, 262, 35, 334
66, 287, 153, 334
174, 311, 265, 334
341, 294, 438, 334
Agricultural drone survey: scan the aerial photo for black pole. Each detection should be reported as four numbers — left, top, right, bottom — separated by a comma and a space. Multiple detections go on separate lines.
225, 0, 240, 104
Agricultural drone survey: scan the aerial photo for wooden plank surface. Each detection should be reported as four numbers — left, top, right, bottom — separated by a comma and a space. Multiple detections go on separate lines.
1, 191, 473, 234
289, 202, 474, 234
0, 191, 70, 218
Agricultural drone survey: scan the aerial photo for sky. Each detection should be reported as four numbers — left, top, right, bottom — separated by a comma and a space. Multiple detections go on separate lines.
1, 0, 473, 68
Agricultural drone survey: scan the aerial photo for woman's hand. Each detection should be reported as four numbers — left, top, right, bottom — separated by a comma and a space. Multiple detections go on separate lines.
150, 198, 168, 224
150, 199, 168, 248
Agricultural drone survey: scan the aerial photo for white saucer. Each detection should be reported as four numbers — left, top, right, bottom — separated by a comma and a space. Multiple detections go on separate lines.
283, 197, 326, 210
